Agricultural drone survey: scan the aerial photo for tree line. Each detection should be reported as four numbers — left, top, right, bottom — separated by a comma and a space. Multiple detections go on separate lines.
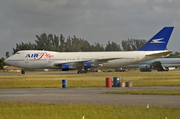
12, 33, 147, 54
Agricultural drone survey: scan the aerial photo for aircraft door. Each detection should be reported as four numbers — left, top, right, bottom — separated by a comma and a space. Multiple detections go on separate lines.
25, 57, 29, 63
48, 57, 52, 63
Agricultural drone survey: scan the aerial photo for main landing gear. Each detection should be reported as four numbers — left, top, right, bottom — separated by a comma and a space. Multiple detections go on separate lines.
21, 68, 25, 74
77, 68, 88, 74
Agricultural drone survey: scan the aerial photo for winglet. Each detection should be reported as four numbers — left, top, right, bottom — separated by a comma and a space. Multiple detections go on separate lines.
137, 27, 174, 51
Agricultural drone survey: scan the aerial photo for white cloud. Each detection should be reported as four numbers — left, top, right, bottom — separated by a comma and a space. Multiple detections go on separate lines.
143, 5, 174, 21
106, 0, 147, 9
153, 0, 173, 3
177, 10, 180, 18
153, 0, 164, 3
167, 0, 173, 3
173, 21, 180, 27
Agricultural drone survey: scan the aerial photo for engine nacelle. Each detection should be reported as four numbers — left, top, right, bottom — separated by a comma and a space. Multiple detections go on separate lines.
62, 64, 76, 71
139, 64, 152, 72
84, 62, 91, 68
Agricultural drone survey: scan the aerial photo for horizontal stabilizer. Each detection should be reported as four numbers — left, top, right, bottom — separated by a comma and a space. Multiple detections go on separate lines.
145, 51, 173, 57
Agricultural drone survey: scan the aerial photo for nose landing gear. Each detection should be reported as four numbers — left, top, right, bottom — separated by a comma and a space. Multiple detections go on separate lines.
21, 68, 25, 74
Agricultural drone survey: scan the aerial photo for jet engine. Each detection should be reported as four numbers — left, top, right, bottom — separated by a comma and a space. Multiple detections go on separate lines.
139, 64, 152, 72
84, 62, 99, 69
84, 62, 92, 68
62, 64, 76, 71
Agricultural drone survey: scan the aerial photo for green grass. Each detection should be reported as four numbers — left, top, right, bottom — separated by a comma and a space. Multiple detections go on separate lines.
0, 75, 105, 88
1, 70, 180, 88
104, 90, 180, 95
0, 102, 179, 119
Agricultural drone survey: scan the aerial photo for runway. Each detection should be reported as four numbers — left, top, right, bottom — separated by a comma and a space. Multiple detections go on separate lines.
0, 87, 180, 108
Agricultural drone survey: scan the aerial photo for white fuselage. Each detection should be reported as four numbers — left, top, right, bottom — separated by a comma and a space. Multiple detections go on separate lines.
5, 50, 171, 69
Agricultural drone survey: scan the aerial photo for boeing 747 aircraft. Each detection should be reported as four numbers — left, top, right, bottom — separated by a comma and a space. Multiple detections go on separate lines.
5, 27, 174, 74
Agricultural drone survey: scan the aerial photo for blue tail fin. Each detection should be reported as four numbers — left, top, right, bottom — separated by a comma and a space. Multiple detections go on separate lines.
137, 27, 174, 51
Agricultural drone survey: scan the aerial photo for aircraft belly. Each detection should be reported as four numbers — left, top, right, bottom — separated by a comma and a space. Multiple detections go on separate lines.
102, 59, 136, 68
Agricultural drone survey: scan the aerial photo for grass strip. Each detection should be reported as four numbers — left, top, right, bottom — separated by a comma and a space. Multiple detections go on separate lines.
0, 102, 179, 119
104, 90, 180, 95
1, 70, 180, 88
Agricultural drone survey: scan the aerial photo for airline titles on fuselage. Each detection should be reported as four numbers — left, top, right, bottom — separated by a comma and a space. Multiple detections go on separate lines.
25, 52, 54, 60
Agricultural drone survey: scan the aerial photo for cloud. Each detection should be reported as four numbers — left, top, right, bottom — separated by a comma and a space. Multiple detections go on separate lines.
0, 0, 180, 57
143, 6, 174, 20
167, 0, 173, 3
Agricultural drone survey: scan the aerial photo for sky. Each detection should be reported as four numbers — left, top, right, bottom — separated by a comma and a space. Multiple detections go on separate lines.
0, 0, 180, 58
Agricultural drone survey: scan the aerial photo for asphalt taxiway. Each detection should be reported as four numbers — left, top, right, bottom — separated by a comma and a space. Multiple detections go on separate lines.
0, 87, 180, 108
1, 72, 180, 108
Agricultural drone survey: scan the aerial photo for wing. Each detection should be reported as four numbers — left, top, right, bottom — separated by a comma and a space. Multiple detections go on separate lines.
54, 57, 121, 67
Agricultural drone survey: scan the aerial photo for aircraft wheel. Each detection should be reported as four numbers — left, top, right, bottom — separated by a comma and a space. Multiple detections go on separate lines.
21, 70, 25, 74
